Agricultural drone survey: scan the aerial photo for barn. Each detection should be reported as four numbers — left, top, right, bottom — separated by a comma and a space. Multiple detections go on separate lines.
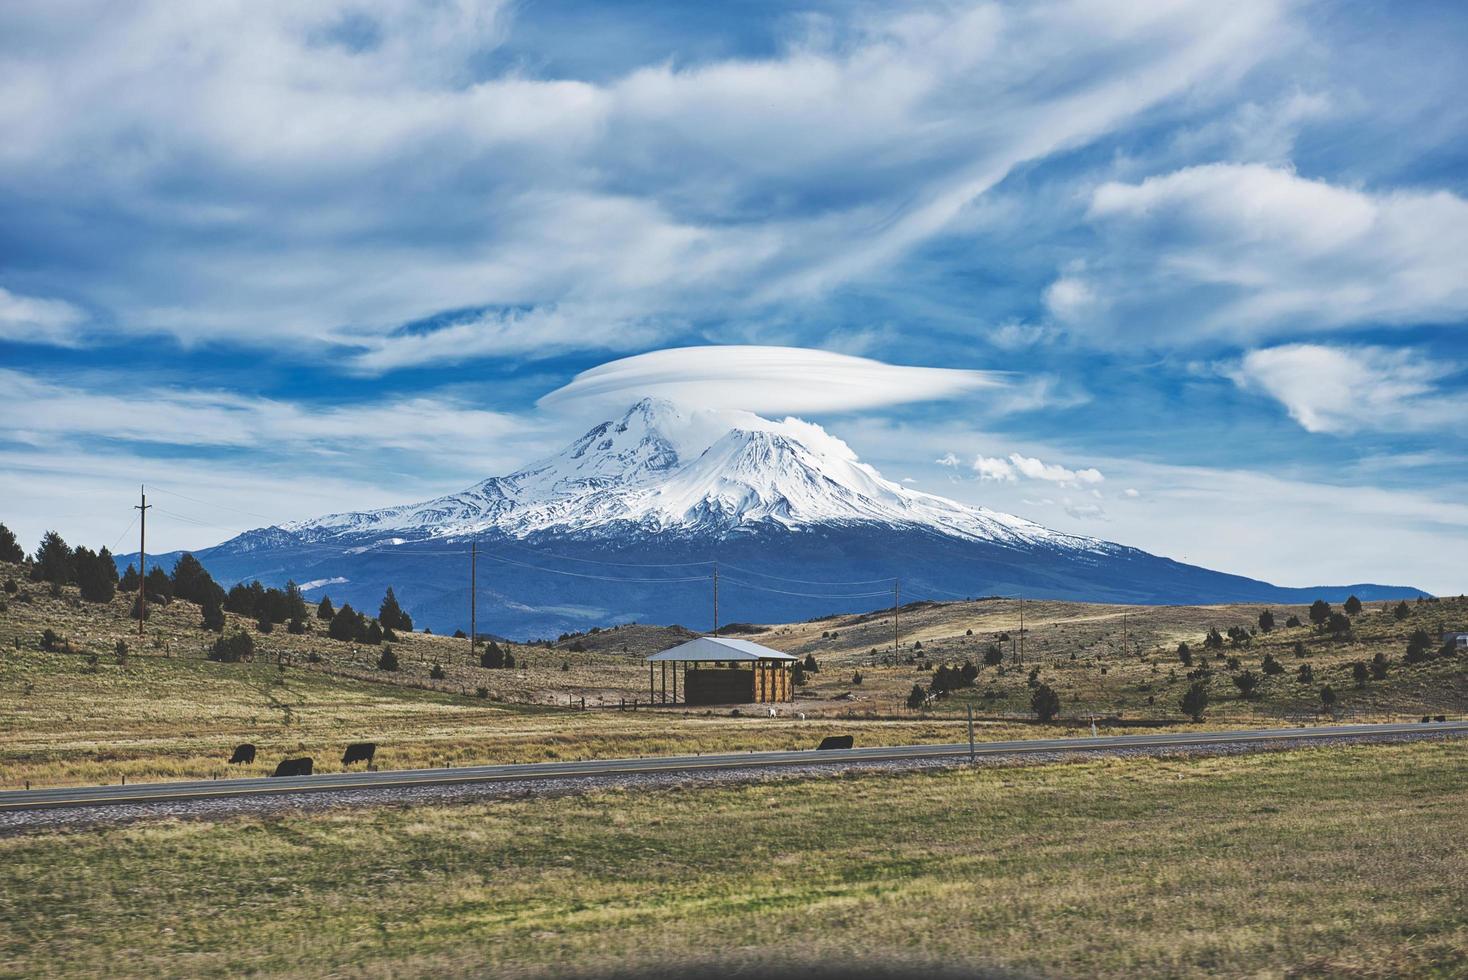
645, 636, 797, 706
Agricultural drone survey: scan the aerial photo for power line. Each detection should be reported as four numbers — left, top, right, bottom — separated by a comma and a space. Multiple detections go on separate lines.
718, 576, 893, 599
715, 562, 895, 586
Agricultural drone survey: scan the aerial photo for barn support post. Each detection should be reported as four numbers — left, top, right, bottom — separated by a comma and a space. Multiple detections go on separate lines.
649, 662, 655, 703
661, 661, 667, 704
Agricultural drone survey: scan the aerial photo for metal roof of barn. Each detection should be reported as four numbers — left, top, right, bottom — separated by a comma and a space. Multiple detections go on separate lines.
646, 636, 798, 663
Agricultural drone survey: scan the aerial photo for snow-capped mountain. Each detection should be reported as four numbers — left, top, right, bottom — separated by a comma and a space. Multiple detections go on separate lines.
124, 399, 1426, 637
286, 398, 1098, 548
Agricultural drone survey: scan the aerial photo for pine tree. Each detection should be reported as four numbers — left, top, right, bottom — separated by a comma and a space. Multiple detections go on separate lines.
1393, 600, 1411, 621
376, 645, 398, 671
379, 587, 406, 631
328, 604, 359, 641
1031, 683, 1060, 721
1319, 685, 1337, 712
1352, 662, 1369, 688
1344, 595, 1363, 616
1370, 651, 1389, 680
170, 554, 215, 604
74, 546, 116, 603
119, 564, 140, 592
0, 523, 23, 564
1181, 681, 1209, 721
906, 684, 927, 709
983, 644, 1003, 668
364, 620, 383, 645
480, 640, 505, 669
1257, 610, 1275, 633
1308, 599, 1332, 629
31, 531, 73, 584
200, 589, 225, 632
317, 595, 335, 620
802, 652, 819, 673
285, 580, 308, 623
1231, 670, 1260, 699
144, 565, 172, 602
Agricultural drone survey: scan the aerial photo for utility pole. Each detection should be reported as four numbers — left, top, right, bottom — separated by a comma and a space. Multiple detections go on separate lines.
712, 561, 719, 637
893, 578, 900, 656
135, 486, 150, 638
469, 541, 477, 665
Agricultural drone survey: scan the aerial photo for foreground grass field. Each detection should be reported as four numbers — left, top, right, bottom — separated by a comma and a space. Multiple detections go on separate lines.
1, 739, 1463, 978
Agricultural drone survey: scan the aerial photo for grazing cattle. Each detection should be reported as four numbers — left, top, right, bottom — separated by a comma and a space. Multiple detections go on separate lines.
768, 708, 779, 718
228, 743, 256, 765
1435, 715, 1447, 722
1422, 716, 1432, 723
272, 757, 313, 777
342, 742, 377, 767
796, 712, 806, 721
817, 735, 854, 750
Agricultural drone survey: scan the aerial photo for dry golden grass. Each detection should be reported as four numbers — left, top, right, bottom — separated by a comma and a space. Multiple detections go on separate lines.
1, 561, 1463, 788
0, 739, 1463, 978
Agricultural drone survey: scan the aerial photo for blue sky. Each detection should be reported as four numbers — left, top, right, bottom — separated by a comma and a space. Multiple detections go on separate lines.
1, 0, 1465, 594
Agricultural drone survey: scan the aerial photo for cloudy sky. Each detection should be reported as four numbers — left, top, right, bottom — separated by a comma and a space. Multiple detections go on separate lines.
2, 0, 1465, 594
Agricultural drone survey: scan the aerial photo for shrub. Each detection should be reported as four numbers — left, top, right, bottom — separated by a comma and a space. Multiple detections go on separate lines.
1203, 627, 1224, 650
1285, 615, 1302, 628
114, 639, 128, 658
1352, 662, 1369, 688
480, 640, 505, 669
257, 612, 274, 634
560, 660, 570, 672
209, 630, 255, 663
1405, 629, 1433, 664
906, 684, 927, 710
40, 628, 61, 652
475, 687, 489, 699
1327, 612, 1351, 639
504, 651, 516, 668
1292, 640, 1307, 657
429, 662, 446, 680
2, 578, 16, 594
1370, 652, 1389, 680
1393, 600, 1411, 621
568, 639, 586, 653
1319, 685, 1337, 711
852, 671, 863, 686
1177, 642, 1192, 666
1308, 599, 1332, 629
200, 591, 225, 632
287, 616, 307, 635
1297, 663, 1314, 684
317, 596, 335, 620
1031, 683, 1060, 722
1257, 610, 1275, 633
1180, 681, 1209, 721
1344, 595, 1362, 616
1261, 653, 1283, 675
803, 653, 819, 672
364, 620, 383, 645
983, 644, 1003, 668
377, 645, 399, 671
793, 662, 807, 686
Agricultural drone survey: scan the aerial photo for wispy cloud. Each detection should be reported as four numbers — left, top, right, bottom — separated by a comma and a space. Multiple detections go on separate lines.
1051, 163, 1468, 345
1228, 343, 1467, 434
0, 288, 86, 345
972, 452, 1103, 487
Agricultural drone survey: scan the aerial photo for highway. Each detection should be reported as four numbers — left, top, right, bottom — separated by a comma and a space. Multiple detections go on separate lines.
1, 720, 1462, 812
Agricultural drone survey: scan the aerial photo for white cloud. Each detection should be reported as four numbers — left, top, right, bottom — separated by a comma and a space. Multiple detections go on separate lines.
0, 0, 1290, 364
972, 452, 1103, 487
0, 287, 86, 345
935, 452, 961, 468
1063, 497, 1108, 521
973, 456, 1017, 482
1122, 487, 1141, 498
538, 346, 1004, 415
1229, 343, 1467, 434
1055, 163, 1468, 345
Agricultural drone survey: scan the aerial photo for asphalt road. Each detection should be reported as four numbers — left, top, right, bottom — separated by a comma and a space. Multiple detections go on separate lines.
2, 720, 1462, 812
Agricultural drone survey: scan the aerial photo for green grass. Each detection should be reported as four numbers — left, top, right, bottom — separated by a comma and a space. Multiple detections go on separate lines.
0, 739, 1463, 978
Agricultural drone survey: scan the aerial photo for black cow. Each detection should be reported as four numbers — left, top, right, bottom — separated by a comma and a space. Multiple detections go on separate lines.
228, 743, 256, 765
817, 735, 855, 750
342, 742, 377, 767
272, 757, 313, 777
1435, 715, 1447, 722
1422, 716, 1432, 723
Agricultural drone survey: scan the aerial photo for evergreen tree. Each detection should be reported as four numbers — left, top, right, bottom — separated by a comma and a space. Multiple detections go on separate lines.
1308, 599, 1332, 629
225, 580, 263, 616
200, 589, 225, 632
1405, 629, 1433, 664
1031, 683, 1060, 722
328, 603, 359, 641
119, 563, 140, 593
1351, 662, 1369, 688
144, 565, 173, 601
1296, 663, 1313, 684
30, 531, 73, 584
906, 684, 928, 709
317, 595, 335, 620
802, 652, 819, 673
1285, 615, 1302, 628
1327, 612, 1352, 638
1231, 670, 1260, 699
1203, 627, 1224, 650
1261, 653, 1283, 675
1180, 681, 1209, 721
1319, 685, 1337, 712
1393, 600, 1411, 621
1344, 595, 1363, 616
983, 643, 1003, 668
1370, 652, 1389, 680
209, 629, 254, 663
287, 615, 307, 635
376, 645, 398, 671
364, 619, 383, 645
170, 554, 215, 604
504, 650, 516, 668
285, 580, 308, 623
480, 640, 505, 669
74, 546, 116, 603
0, 522, 23, 564
1257, 610, 1275, 633
960, 660, 979, 686
379, 587, 408, 631
1177, 642, 1193, 666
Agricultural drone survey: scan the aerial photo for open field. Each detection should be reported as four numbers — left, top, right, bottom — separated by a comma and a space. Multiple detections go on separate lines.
1, 739, 1464, 978
2, 561, 1463, 788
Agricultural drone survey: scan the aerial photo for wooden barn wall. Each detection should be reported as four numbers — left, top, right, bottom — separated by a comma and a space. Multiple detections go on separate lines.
683, 668, 755, 706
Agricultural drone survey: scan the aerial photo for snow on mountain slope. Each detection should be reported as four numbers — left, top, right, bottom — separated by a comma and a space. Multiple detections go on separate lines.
283, 398, 1102, 551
